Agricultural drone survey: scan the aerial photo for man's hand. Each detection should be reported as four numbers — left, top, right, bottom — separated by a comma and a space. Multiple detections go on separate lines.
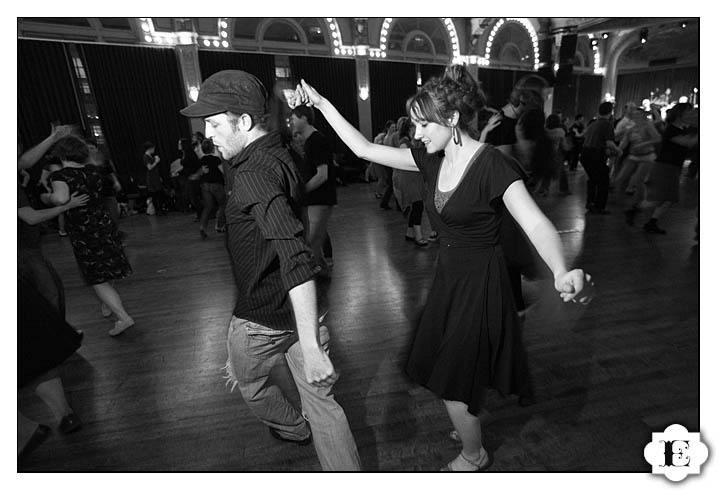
66, 192, 89, 210
555, 269, 594, 305
302, 345, 338, 388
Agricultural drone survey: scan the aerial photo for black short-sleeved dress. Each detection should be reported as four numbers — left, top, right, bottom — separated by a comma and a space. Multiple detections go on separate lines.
51, 165, 132, 285
405, 144, 531, 415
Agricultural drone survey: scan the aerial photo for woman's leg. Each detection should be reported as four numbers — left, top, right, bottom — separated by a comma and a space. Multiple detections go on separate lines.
322, 234, 333, 266
92, 282, 132, 324
33, 369, 73, 421
307, 205, 332, 271
443, 399, 490, 470
199, 184, 215, 235
408, 201, 427, 244
212, 184, 227, 231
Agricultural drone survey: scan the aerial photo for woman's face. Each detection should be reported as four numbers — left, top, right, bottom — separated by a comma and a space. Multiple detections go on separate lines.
412, 118, 451, 154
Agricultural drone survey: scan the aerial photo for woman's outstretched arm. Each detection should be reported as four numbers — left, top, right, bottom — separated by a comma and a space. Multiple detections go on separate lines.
503, 179, 593, 304
291, 80, 419, 172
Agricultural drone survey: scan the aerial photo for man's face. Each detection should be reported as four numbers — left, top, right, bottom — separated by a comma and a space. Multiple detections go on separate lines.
289, 114, 306, 133
292, 131, 305, 147
204, 113, 247, 160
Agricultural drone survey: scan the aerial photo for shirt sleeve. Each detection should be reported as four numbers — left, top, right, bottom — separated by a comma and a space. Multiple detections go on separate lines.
485, 148, 525, 203
306, 133, 332, 168
234, 167, 318, 292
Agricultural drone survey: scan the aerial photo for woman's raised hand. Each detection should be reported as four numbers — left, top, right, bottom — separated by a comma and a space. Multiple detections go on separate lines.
288, 80, 324, 109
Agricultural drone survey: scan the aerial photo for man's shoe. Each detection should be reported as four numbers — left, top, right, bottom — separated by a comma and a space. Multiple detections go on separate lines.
268, 427, 312, 446
59, 413, 82, 434
643, 220, 667, 235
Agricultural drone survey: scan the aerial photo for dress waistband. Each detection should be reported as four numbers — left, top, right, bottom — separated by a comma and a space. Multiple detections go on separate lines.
439, 240, 500, 251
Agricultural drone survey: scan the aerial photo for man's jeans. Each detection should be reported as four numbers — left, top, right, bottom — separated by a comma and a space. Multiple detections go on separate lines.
224, 316, 361, 471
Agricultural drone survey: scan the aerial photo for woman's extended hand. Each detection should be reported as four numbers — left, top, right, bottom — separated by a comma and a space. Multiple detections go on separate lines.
479, 113, 502, 142
66, 192, 89, 209
555, 269, 594, 305
288, 79, 325, 109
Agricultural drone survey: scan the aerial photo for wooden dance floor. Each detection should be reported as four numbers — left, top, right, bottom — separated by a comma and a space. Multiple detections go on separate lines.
18, 170, 699, 472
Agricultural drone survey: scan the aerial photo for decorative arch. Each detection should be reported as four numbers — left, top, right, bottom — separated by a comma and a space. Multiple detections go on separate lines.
484, 18, 539, 69
497, 42, 524, 64
376, 18, 460, 60
403, 29, 436, 56
257, 18, 307, 44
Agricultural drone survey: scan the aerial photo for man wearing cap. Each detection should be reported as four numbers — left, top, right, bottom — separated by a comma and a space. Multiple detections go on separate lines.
181, 70, 361, 471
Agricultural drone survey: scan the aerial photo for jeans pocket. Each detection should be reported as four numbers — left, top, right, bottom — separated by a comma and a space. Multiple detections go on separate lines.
245, 321, 292, 359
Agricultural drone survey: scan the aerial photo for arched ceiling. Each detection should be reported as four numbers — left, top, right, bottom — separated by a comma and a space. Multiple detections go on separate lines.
17, 17, 699, 72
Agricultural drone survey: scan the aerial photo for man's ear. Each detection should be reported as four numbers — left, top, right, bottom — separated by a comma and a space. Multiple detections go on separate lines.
239, 113, 255, 131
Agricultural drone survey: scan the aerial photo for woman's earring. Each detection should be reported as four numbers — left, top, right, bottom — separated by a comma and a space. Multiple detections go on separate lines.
452, 126, 462, 146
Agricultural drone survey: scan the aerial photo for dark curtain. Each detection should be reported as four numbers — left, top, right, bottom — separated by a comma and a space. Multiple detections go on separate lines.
574, 74, 603, 120
477, 68, 534, 110
368, 60, 417, 138
289, 56, 358, 157
418, 63, 446, 84
552, 73, 603, 120
18, 40, 82, 153
616, 67, 699, 114
198, 50, 275, 89
80, 44, 189, 186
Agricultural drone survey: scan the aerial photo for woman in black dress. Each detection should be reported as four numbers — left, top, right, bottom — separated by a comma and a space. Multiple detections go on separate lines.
290, 65, 592, 471
42, 136, 135, 336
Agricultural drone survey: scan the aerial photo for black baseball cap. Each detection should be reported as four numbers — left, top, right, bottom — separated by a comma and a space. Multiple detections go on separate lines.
180, 70, 267, 118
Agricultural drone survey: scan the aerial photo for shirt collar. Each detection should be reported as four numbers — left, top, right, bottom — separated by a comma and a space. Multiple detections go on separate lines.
230, 131, 282, 167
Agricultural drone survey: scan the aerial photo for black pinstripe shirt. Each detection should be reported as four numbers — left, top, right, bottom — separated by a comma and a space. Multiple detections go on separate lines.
225, 131, 319, 331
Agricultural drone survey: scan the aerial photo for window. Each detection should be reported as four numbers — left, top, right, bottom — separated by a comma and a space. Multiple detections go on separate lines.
264, 21, 301, 43
234, 18, 261, 40
26, 17, 91, 27
407, 34, 433, 54
98, 18, 131, 30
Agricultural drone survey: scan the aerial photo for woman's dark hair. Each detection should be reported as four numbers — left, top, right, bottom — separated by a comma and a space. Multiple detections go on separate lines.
406, 64, 486, 137
51, 136, 90, 164
666, 102, 693, 125
545, 113, 562, 129
517, 108, 553, 177
518, 108, 546, 141
384, 120, 395, 132
200, 138, 214, 155
396, 116, 411, 140
179, 138, 193, 155
180, 137, 200, 165
142, 141, 155, 152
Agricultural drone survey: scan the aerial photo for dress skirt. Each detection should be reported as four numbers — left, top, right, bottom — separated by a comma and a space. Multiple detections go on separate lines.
18, 276, 82, 387
405, 243, 530, 415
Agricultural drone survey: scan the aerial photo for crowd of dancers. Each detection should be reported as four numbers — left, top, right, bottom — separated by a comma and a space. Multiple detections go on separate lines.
18, 62, 697, 470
